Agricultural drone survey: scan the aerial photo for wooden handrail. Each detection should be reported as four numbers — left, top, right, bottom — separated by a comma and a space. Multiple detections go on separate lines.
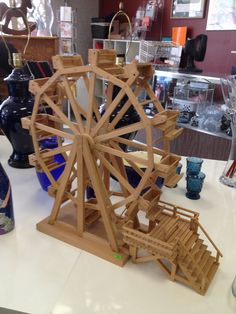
197, 221, 223, 261
123, 226, 175, 250
158, 200, 200, 220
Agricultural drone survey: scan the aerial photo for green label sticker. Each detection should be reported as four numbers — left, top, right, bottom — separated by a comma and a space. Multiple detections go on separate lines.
113, 253, 122, 260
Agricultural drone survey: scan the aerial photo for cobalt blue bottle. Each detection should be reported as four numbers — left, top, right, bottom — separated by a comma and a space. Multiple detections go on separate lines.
0, 162, 14, 235
0, 53, 34, 168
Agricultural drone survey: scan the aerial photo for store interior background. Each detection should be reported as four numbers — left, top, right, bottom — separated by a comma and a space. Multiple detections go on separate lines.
99, 0, 235, 74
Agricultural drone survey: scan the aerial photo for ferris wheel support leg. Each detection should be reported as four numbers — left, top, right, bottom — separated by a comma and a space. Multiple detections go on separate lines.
83, 138, 119, 252
48, 143, 77, 225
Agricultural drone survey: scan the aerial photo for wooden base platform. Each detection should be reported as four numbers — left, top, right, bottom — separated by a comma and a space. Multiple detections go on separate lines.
36, 202, 130, 267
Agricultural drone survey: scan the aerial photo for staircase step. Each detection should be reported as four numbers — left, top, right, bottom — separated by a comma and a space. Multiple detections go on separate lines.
178, 227, 192, 243
195, 261, 219, 292
190, 239, 204, 255
185, 234, 199, 251
161, 216, 179, 239
199, 250, 212, 269
166, 224, 183, 242
169, 221, 189, 242
150, 216, 171, 237
195, 256, 216, 285
181, 253, 192, 267
150, 216, 179, 241
165, 219, 180, 240
191, 251, 211, 276
202, 256, 215, 275
182, 230, 194, 245
195, 244, 207, 262
181, 243, 207, 269
206, 262, 219, 283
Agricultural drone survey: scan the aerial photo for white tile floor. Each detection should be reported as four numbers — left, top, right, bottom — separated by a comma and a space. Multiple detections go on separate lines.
0, 137, 236, 314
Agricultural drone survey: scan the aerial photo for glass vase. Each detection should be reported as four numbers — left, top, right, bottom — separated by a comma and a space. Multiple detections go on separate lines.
220, 116, 236, 188
0, 67, 34, 168
0, 162, 14, 235
232, 275, 236, 297
32, 0, 54, 36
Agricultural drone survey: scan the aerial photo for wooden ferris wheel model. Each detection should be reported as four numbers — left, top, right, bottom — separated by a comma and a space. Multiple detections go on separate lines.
22, 49, 222, 295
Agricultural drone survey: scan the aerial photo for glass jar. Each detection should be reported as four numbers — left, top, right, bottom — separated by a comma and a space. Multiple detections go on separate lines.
219, 115, 236, 188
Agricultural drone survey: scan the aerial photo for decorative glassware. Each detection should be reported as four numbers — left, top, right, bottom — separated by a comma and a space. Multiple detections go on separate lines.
36, 137, 65, 191
220, 75, 236, 188
0, 54, 34, 168
32, 0, 54, 36
232, 275, 236, 297
0, 162, 14, 235
186, 172, 205, 200
186, 157, 203, 175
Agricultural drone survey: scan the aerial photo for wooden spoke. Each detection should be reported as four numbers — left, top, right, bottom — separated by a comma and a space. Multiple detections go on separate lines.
86, 72, 97, 133
95, 121, 145, 143
112, 136, 166, 156
145, 83, 164, 113
82, 74, 101, 122
91, 87, 128, 137
61, 76, 85, 133
33, 121, 75, 141
42, 94, 79, 135
40, 144, 73, 159
108, 85, 145, 131
96, 143, 149, 167
95, 151, 136, 196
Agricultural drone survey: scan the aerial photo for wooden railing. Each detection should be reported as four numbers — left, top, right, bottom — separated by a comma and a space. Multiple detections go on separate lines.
122, 221, 177, 261
196, 221, 223, 262
157, 200, 199, 221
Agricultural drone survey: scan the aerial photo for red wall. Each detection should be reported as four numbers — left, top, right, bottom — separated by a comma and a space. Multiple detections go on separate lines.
99, 0, 236, 74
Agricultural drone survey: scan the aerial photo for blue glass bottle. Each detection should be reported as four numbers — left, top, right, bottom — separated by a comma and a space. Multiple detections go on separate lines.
0, 162, 14, 235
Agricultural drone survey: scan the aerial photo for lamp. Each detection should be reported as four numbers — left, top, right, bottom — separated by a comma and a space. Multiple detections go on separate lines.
0, 0, 35, 168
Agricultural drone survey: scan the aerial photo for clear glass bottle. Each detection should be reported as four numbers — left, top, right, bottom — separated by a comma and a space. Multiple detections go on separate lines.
232, 275, 236, 297
219, 114, 236, 188
220, 76, 236, 188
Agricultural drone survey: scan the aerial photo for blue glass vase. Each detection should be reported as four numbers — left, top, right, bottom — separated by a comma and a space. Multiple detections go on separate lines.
186, 172, 205, 200
0, 67, 34, 168
36, 137, 65, 191
186, 157, 203, 175
0, 162, 14, 235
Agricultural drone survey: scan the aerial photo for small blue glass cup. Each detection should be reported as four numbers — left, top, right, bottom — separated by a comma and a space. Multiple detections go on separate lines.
186, 172, 206, 200
186, 157, 203, 175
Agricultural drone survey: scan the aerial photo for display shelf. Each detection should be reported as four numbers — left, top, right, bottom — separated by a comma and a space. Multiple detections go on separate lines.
152, 69, 232, 159
93, 38, 140, 63
177, 122, 231, 140
154, 68, 222, 85
92, 39, 182, 105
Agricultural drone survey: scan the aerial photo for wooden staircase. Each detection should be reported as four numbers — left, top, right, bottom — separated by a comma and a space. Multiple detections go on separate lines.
122, 200, 222, 295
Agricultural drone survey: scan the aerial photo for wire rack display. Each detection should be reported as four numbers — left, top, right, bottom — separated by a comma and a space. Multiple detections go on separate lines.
139, 40, 182, 67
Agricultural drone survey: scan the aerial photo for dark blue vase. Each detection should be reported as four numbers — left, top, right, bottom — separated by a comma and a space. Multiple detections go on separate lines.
36, 137, 66, 191
0, 67, 34, 168
0, 162, 14, 235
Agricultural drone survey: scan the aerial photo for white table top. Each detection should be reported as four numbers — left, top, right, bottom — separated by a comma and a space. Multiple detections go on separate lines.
0, 136, 236, 314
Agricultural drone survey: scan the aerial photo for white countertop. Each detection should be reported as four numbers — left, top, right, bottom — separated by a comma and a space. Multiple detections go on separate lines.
0, 136, 236, 314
